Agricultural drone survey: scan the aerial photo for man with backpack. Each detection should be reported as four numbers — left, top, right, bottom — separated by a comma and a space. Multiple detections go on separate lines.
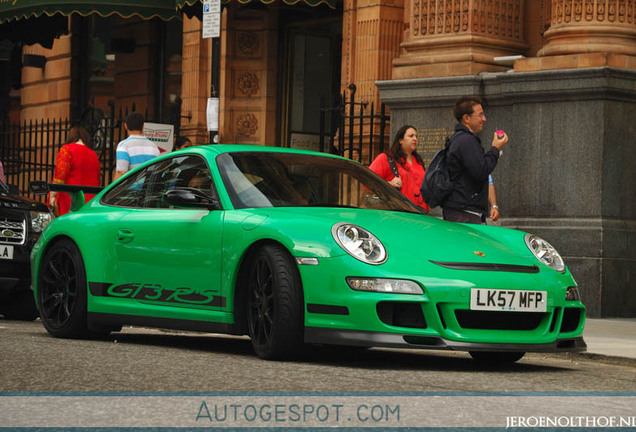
441, 96, 508, 224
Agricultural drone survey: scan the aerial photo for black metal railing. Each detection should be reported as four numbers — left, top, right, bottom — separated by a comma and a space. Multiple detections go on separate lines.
319, 83, 390, 165
0, 102, 157, 201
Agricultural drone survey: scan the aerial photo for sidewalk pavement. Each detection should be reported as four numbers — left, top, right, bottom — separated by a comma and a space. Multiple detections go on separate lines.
575, 318, 636, 364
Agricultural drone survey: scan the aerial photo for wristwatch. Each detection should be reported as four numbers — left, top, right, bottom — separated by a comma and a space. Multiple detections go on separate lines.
491, 205, 499, 209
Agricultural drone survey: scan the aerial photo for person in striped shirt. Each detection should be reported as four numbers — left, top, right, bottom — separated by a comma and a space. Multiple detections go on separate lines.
113, 112, 160, 181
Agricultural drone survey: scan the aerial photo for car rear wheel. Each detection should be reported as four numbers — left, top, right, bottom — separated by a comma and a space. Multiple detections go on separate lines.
469, 351, 525, 364
37, 239, 89, 338
246, 244, 303, 360
0, 289, 39, 321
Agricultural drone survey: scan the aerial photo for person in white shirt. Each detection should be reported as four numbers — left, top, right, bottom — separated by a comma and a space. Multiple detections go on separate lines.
113, 112, 159, 181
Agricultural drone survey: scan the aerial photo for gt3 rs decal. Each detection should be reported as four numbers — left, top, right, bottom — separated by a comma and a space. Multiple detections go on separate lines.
89, 282, 226, 307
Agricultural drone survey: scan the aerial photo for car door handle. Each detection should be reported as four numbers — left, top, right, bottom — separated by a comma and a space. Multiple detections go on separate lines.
117, 229, 134, 243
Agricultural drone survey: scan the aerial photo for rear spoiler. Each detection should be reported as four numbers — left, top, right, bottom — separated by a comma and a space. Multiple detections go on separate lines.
30, 181, 104, 213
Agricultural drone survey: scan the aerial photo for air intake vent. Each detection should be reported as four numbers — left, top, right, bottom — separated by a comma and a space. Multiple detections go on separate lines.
560, 308, 582, 333
377, 302, 427, 329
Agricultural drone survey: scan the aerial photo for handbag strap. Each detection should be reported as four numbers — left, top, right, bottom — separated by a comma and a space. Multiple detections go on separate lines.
386, 153, 400, 178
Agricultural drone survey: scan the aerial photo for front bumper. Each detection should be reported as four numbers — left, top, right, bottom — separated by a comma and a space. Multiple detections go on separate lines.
298, 254, 587, 352
305, 327, 587, 353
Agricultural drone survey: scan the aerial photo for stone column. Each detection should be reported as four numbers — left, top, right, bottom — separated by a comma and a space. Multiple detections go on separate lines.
219, 4, 278, 146
178, 15, 212, 145
341, 0, 404, 105
340, 0, 404, 159
543, 0, 636, 55
516, 0, 636, 71
392, 0, 528, 78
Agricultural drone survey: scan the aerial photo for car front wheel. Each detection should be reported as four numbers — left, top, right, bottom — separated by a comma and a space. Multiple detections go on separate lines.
246, 244, 303, 360
37, 239, 89, 338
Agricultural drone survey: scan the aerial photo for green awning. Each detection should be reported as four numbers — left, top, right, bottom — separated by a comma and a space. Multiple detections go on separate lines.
0, 1, 180, 48
177, 0, 335, 18
0, 0, 179, 25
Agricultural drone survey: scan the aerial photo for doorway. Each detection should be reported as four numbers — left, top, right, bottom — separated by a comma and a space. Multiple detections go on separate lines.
280, 12, 341, 150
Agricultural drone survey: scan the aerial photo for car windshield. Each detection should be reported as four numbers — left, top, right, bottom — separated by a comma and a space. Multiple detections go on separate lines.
217, 152, 423, 213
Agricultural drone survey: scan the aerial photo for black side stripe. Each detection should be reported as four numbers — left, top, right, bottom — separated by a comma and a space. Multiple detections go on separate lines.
88, 282, 226, 307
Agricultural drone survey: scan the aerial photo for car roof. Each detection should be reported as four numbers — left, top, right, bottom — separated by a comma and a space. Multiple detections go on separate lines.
177, 144, 346, 160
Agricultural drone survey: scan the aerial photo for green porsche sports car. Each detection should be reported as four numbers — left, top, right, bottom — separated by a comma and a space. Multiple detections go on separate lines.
31, 145, 586, 363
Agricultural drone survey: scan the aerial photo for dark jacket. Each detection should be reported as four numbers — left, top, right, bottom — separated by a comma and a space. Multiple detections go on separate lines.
442, 124, 499, 215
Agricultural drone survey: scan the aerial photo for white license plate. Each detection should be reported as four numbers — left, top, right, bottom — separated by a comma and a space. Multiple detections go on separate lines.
470, 288, 547, 312
0, 244, 14, 260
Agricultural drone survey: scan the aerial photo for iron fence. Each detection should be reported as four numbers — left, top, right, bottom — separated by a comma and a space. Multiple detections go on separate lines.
319, 83, 390, 165
0, 103, 153, 201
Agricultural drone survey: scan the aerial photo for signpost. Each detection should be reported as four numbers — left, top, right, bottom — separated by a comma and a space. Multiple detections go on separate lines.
202, 0, 220, 38
202, 0, 221, 143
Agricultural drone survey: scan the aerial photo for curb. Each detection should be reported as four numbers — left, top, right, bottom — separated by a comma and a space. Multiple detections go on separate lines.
560, 352, 636, 368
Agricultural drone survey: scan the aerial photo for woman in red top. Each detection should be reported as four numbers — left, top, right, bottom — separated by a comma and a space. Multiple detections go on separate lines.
369, 124, 429, 212
48, 127, 101, 216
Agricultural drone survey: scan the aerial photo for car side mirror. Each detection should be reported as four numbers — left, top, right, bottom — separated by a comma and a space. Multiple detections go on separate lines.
164, 188, 219, 210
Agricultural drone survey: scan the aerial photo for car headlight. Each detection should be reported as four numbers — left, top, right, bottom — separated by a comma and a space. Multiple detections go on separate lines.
524, 234, 565, 273
31, 210, 54, 233
332, 223, 387, 265
347, 277, 423, 295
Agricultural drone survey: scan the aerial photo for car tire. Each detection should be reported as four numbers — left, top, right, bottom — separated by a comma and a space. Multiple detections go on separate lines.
469, 351, 525, 364
0, 290, 39, 321
246, 244, 303, 360
37, 239, 89, 338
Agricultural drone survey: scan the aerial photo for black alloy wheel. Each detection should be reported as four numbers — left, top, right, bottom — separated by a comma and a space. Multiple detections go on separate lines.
246, 244, 303, 360
38, 239, 89, 338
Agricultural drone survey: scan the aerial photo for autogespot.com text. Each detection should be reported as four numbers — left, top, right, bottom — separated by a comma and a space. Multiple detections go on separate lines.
195, 401, 400, 425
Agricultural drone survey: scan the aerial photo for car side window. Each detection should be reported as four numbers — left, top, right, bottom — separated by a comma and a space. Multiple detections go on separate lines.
153, 156, 216, 209
101, 167, 152, 207
102, 155, 217, 209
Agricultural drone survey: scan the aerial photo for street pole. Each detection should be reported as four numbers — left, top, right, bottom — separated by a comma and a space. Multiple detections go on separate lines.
209, 36, 220, 144
202, 0, 221, 144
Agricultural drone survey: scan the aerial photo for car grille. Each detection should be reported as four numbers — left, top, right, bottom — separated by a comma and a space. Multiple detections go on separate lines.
454, 310, 545, 331
0, 217, 26, 245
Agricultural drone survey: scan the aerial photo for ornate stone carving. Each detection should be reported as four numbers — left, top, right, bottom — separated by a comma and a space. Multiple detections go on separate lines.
414, 0, 421, 35
396, 0, 529, 79
541, 0, 636, 56
237, 72, 259, 96
412, 0, 522, 39
553, 0, 635, 23
585, 0, 594, 21
237, 32, 260, 57
573, 0, 583, 22
236, 113, 258, 136
598, 0, 606, 21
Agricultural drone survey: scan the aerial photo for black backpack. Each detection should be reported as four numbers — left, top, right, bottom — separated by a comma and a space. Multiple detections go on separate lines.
420, 131, 461, 209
